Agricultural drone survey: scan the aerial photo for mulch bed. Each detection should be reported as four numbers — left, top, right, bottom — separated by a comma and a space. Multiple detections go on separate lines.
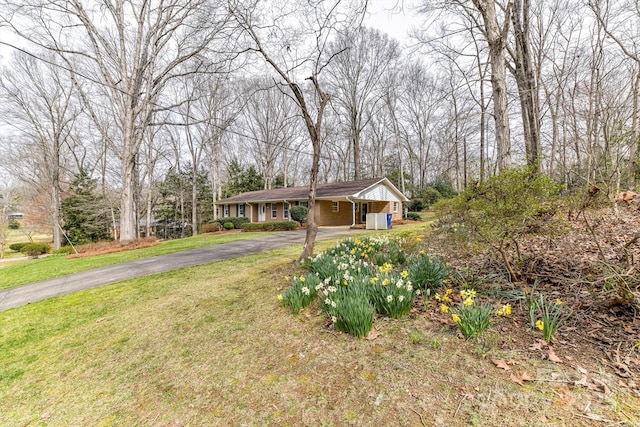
423, 203, 640, 392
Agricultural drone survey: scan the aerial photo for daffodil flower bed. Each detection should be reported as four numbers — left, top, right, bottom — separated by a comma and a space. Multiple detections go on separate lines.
279, 236, 566, 342
279, 236, 428, 337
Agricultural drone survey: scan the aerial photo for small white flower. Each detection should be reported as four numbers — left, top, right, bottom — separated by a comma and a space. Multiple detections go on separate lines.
415, 289, 421, 295
406, 284, 413, 292
331, 316, 337, 323
398, 295, 405, 302
324, 298, 331, 305
301, 286, 310, 295
386, 295, 393, 303
331, 301, 337, 308
328, 286, 337, 293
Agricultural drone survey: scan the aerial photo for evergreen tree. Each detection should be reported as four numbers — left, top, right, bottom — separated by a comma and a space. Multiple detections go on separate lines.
224, 158, 265, 196
61, 170, 112, 245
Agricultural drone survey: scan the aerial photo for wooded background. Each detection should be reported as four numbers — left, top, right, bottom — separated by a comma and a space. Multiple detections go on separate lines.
0, 0, 637, 248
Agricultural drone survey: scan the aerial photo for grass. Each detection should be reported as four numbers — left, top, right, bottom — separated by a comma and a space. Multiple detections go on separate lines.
0, 231, 273, 290
1, 222, 637, 425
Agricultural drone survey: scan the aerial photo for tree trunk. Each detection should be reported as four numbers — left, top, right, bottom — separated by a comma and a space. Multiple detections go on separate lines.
511, 0, 541, 171
473, 0, 512, 171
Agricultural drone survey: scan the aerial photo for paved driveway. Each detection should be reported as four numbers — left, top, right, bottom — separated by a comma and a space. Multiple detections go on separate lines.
0, 228, 365, 312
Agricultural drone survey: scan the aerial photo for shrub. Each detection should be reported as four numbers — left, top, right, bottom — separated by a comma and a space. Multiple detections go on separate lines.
52, 246, 74, 255
435, 166, 562, 281
9, 242, 28, 252
290, 206, 308, 223
279, 274, 321, 314
406, 199, 426, 212
404, 212, 422, 221
223, 222, 234, 230
422, 188, 442, 207
216, 217, 249, 229
241, 221, 297, 231
20, 243, 50, 257
8, 219, 20, 230
202, 222, 223, 233
408, 254, 449, 293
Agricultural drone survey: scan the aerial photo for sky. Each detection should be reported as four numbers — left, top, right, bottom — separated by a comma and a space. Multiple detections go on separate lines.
0, 1, 422, 65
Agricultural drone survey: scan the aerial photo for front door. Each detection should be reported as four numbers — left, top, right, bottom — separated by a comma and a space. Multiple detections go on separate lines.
360, 202, 368, 223
258, 203, 266, 222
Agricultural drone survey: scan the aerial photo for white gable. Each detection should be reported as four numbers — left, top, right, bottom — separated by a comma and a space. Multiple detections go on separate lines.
356, 182, 403, 202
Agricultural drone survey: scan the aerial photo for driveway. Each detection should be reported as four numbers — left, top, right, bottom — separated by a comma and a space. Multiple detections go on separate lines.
0, 228, 366, 312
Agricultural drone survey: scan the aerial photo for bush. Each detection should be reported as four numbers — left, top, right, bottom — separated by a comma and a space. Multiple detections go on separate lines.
20, 243, 50, 257
52, 246, 74, 255
406, 199, 426, 212
422, 188, 442, 207
404, 212, 422, 221
9, 242, 28, 252
223, 222, 234, 230
241, 221, 297, 231
290, 206, 308, 223
202, 222, 223, 233
215, 217, 249, 229
435, 166, 562, 281
8, 219, 20, 230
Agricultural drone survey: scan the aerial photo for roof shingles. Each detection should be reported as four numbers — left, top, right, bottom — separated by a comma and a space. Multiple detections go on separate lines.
216, 178, 385, 204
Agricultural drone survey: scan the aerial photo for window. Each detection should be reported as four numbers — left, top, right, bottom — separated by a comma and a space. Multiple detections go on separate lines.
295, 200, 308, 208
283, 202, 290, 219
223, 204, 230, 217
238, 204, 245, 217
271, 203, 278, 219
393, 202, 399, 213
332, 201, 339, 212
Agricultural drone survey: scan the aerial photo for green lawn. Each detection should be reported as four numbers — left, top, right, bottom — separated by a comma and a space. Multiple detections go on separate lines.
0, 231, 273, 290
1, 231, 636, 426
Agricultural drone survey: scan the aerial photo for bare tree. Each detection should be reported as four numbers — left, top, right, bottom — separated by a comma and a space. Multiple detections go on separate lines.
229, 0, 366, 259
0, 52, 80, 249
1, 0, 231, 241
326, 27, 401, 179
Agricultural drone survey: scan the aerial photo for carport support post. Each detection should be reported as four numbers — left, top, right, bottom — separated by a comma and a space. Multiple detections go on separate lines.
347, 196, 356, 227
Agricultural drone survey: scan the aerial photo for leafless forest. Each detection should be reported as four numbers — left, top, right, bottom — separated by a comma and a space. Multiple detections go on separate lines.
0, 0, 638, 248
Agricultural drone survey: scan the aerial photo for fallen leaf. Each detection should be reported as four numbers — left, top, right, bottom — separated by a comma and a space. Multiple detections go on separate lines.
577, 366, 588, 375
548, 348, 562, 363
366, 328, 380, 340
510, 371, 534, 385
507, 359, 520, 366
575, 375, 598, 391
529, 342, 543, 351
492, 359, 511, 371
591, 378, 611, 394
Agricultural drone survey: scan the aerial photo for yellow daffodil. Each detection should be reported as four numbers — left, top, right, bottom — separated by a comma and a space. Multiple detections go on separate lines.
299, 276, 305, 282
452, 314, 461, 323
440, 304, 449, 313
535, 320, 544, 331
400, 270, 409, 278
277, 294, 283, 301
503, 304, 512, 315
555, 299, 562, 306
463, 297, 474, 306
